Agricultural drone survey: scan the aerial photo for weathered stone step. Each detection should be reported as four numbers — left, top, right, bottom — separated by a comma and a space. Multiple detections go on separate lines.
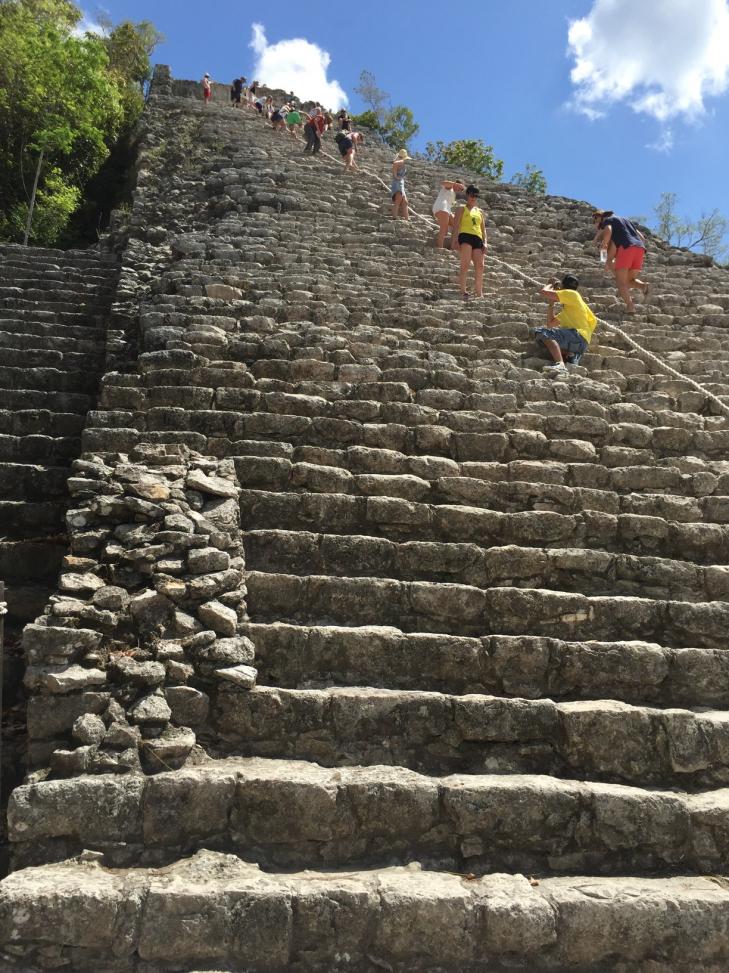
0, 329, 102, 353
238, 490, 729, 565
0, 365, 99, 393
0, 434, 80, 464
0, 295, 110, 315
3, 850, 727, 972
0, 388, 95, 412
8, 758, 729, 876
233, 446, 728, 510
213, 685, 729, 787
245, 571, 729, 647
0, 500, 64, 537
0, 410, 85, 437
245, 622, 729, 707
244, 530, 728, 603
0, 463, 69, 500
0, 307, 105, 328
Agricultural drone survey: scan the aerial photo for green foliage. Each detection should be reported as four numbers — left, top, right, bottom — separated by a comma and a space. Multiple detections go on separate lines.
0, 0, 162, 245
423, 139, 504, 181
511, 163, 547, 195
351, 105, 420, 150
653, 191, 729, 260
380, 105, 419, 150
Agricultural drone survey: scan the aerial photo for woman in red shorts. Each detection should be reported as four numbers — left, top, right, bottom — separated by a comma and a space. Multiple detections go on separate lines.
593, 210, 649, 313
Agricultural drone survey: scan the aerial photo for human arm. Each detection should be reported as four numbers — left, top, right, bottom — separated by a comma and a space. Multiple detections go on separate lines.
539, 282, 559, 302
451, 206, 464, 249
481, 213, 487, 247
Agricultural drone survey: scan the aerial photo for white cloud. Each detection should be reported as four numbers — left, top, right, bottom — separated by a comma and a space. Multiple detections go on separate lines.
567, 0, 729, 123
249, 23, 347, 109
72, 12, 105, 37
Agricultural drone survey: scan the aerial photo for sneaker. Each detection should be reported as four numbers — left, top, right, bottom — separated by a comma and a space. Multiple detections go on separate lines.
462, 292, 470, 302
567, 352, 582, 367
543, 361, 568, 375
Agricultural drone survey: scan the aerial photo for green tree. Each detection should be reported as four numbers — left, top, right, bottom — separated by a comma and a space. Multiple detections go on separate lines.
380, 105, 419, 150
351, 105, 420, 150
653, 191, 728, 260
354, 69, 389, 123
423, 139, 504, 181
511, 163, 547, 195
0, 0, 162, 245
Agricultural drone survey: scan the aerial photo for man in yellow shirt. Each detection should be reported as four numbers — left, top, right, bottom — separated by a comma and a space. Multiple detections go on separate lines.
535, 273, 597, 375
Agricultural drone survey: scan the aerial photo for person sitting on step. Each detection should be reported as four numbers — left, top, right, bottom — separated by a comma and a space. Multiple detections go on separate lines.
535, 273, 596, 375
451, 185, 486, 300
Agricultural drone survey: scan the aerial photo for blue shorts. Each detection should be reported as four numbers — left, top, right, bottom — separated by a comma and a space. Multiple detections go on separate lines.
534, 326, 587, 359
391, 178, 405, 199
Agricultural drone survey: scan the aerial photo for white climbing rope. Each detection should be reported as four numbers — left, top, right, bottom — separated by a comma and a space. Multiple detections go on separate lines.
314, 143, 729, 422
249, 109, 729, 422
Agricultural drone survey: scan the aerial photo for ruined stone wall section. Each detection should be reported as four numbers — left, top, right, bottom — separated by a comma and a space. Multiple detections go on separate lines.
20, 68, 260, 777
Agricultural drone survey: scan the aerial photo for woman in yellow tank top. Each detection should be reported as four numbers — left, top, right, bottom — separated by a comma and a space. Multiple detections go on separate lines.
451, 185, 486, 300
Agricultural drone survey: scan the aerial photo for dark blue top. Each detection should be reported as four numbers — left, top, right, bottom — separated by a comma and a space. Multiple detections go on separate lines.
601, 215, 644, 249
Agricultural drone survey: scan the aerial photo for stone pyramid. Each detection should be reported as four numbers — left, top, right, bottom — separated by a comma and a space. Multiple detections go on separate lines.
2, 64, 729, 971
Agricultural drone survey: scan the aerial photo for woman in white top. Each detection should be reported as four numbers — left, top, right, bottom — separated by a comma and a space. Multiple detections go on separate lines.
432, 180, 466, 248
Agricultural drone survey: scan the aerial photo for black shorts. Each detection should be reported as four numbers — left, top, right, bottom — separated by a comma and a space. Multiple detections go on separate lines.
271, 111, 283, 122
338, 139, 353, 156
231, 93, 241, 103
458, 233, 484, 250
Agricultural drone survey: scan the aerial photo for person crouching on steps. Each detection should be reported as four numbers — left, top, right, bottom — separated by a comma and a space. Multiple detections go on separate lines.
452, 185, 486, 301
535, 274, 596, 375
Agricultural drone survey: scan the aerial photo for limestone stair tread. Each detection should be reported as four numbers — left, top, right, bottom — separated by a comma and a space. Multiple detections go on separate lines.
7, 757, 729, 875
243, 621, 729, 708
2, 848, 727, 972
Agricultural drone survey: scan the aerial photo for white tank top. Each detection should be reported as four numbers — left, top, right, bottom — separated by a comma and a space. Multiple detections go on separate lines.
433, 187, 456, 214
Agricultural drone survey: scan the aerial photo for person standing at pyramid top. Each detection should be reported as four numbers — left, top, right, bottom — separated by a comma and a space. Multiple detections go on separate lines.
592, 209, 649, 314
451, 185, 486, 300
202, 74, 212, 104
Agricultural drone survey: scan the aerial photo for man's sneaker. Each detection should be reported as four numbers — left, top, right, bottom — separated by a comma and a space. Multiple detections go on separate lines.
567, 352, 582, 367
543, 361, 568, 375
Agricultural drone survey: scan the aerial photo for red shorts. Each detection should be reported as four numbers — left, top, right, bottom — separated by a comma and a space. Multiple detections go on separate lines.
204, 89, 211, 100
614, 245, 644, 271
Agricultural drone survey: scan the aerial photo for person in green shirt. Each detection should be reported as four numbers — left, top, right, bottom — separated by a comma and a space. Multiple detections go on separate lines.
535, 273, 597, 374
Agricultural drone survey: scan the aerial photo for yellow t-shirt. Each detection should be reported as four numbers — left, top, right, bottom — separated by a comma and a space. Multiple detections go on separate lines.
556, 289, 597, 343
459, 205, 484, 239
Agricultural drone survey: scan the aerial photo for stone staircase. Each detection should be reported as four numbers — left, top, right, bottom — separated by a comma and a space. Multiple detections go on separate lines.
2, 68, 729, 971
0, 244, 118, 626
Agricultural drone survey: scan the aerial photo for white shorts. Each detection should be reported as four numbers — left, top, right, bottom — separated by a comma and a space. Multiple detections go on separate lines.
432, 204, 453, 216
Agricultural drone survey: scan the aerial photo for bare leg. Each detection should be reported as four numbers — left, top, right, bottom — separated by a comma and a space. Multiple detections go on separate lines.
391, 193, 402, 218
435, 211, 449, 248
614, 268, 636, 312
541, 338, 564, 364
472, 247, 485, 297
459, 243, 472, 294
628, 269, 648, 290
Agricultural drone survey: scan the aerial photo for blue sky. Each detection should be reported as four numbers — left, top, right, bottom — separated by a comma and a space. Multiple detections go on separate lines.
86, 0, 729, 236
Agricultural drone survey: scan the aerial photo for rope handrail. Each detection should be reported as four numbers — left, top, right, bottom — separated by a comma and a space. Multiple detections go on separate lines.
251, 109, 729, 422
